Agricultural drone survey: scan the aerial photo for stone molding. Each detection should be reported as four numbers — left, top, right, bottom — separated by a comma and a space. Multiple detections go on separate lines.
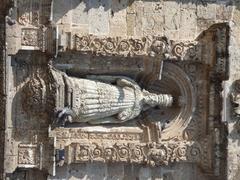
50, 128, 143, 142
65, 141, 202, 166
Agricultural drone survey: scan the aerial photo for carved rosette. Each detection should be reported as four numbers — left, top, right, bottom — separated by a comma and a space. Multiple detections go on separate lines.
172, 42, 199, 60
19, 12, 31, 26
149, 37, 168, 57
66, 141, 201, 166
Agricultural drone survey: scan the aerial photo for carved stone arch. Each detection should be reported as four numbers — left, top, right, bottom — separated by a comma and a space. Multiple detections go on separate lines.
139, 61, 196, 140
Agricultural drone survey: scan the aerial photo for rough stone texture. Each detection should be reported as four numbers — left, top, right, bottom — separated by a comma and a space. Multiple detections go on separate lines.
0, 2, 7, 179
225, 3, 240, 179
49, 0, 233, 40
48, 162, 208, 180
1, 0, 240, 180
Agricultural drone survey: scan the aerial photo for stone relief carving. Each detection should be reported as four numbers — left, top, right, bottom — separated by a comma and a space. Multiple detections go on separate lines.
56, 76, 173, 125
74, 35, 199, 60
51, 128, 142, 141
75, 35, 148, 57
16, 26, 228, 174
21, 28, 39, 46
22, 66, 174, 126
3, 20, 229, 177
21, 27, 45, 50
17, 0, 41, 26
0, 0, 230, 177
172, 42, 199, 61
64, 141, 201, 166
18, 144, 38, 167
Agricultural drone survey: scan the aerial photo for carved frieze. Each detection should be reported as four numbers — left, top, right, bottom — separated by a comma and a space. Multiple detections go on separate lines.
75, 35, 148, 57
73, 35, 201, 60
65, 141, 201, 166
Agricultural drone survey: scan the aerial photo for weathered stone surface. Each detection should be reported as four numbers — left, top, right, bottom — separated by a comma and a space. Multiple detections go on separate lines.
1, 0, 240, 180
88, 0, 110, 35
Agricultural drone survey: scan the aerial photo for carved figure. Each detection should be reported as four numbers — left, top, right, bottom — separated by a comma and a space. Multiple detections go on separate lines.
56, 74, 173, 125
22, 67, 173, 125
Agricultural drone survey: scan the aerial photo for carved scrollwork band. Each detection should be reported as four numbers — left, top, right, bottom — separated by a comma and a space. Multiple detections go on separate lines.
65, 141, 201, 166
172, 42, 200, 61
74, 35, 200, 60
75, 35, 148, 57
19, 29, 201, 60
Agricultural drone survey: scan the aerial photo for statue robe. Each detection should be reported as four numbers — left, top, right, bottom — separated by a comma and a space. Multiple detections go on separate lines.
63, 75, 143, 124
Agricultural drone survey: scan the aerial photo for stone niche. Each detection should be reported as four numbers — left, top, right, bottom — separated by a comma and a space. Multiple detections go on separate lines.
4, 23, 229, 180
1, 0, 229, 180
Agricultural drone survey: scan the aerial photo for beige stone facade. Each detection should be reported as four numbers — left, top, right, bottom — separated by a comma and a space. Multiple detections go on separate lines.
0, 0, 240, 180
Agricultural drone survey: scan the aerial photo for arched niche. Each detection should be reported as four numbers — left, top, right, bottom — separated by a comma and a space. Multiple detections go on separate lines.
138, 61, 196, 140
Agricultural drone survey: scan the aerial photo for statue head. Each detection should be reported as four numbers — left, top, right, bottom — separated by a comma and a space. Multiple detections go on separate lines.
142, 90, 173, 107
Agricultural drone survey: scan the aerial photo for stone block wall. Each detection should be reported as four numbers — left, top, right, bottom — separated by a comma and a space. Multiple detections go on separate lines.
52, 0, 234, 40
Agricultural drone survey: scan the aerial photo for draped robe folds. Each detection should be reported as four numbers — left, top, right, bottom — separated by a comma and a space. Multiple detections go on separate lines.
22, 68, 173, 125
63, 75, 143, 124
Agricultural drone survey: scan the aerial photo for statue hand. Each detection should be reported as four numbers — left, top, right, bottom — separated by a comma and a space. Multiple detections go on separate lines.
118, 111, 129, 121
116, 78, 140, 90
117, 108, 133, 121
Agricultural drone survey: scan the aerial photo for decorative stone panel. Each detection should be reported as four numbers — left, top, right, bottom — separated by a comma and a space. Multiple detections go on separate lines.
18, 144, 38, 168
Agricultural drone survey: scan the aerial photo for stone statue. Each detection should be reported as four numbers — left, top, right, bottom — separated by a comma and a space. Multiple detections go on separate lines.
22, 67, 173, 125
54, 74, 173, 125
